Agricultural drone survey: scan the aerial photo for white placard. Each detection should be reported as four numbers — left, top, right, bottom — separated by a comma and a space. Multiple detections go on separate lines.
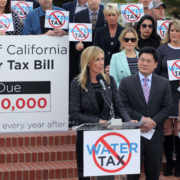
0, 36, 69, 132
157, 20, 171, 39
121, 4, 144, 23
0, 14, 14, 32
11, 1, 33, 19
167, 59, 180, 81
84, 129, 140, 176
45, 10, 69, 29
69, 23, 92, 42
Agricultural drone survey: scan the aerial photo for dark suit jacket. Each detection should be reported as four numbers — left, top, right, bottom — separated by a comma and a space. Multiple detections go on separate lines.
74, 8, 106, 49
70, 75, 131, 124
119, 73, 173, 143
93, 24, 125, 66
62, 0, 104, 23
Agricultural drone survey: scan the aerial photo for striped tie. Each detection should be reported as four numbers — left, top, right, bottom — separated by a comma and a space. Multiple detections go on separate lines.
142, 77, 150, 104
91, 12, 96, 31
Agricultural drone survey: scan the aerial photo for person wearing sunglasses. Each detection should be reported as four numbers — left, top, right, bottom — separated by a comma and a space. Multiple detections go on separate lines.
135, 15, 161, 49
93, 3, 124, 74
154, 19, 180, 177
109, 28, 139, 89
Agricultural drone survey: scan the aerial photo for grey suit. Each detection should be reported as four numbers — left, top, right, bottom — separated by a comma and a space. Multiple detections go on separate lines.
119, 72, 173, 180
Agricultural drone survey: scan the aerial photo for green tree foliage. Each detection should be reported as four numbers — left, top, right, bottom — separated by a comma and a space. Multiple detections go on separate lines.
163, 0, 180, 19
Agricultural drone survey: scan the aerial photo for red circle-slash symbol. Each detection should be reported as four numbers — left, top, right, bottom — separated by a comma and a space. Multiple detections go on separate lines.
160, 21, 170, 38
92, 132, 132, 173
72, 24, 89, 41
0, 15, 10, 32
171, 60, 180, 79
14, 2, 30, 19
124, 5, 141, 22
48, 11, 66, 28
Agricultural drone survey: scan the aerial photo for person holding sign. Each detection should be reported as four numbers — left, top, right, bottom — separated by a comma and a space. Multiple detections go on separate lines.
0, 0, 22, 35
119, 46, 173, 180
74, 0, 105, 57
109, 28, 139, 89
70, 46, 133, 180
93, 3, 124, 73
135, 15, 160, 49
154, 19, 180, 177
23, 0, 68, 36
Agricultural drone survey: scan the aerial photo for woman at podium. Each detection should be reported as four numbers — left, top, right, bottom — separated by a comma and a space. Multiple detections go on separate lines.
69, 46, 132, 180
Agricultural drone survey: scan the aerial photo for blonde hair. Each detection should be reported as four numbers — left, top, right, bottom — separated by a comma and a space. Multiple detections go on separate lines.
161, 19, 180, 45
103, 3, 120, 17
119, 27, 139, 51
77, 46, 110, 90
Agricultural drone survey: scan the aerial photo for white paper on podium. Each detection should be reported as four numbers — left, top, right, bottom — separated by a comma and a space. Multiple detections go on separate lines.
141, 129, 155, 140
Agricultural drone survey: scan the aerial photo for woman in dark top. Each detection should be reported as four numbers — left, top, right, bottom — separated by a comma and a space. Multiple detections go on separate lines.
0, 0, 22, 35
154, 19, 180, 177
70, 46, 132, 180
135, 15, 160, 49
93, 3, 124, 74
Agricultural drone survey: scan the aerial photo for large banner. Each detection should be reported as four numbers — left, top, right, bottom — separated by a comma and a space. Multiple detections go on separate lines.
0, 36, 69, 132
84, 129, 140, 176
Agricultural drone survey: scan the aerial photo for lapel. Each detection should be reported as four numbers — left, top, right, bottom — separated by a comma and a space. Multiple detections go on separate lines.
104, 25, 111, 48
83, 9, 90, 23
95, 8, 105, 30
133, 73, 146, 104
148, 73, 158, 104
111, 24, 122, 51
120, 50, 131, 75
70, 0, 77, 23
85, 76, 99, 112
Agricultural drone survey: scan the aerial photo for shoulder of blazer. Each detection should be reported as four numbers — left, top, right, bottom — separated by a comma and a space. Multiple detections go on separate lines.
75, 8, 88, 19
62, 0, 76, 8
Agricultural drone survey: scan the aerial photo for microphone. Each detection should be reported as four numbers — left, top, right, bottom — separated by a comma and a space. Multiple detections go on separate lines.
96, 74, 106, 91
96, 74, 114, 119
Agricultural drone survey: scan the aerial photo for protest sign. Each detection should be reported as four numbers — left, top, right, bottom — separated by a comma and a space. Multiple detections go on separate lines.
0, 14, 14, 32
167, 59, 180, 81
84, 129, 140, 176
121, 4, 144, 23
11, 1, 33, 19
69, 23, 92, 42
157, 20, 170, 39
45, 10, 69, 29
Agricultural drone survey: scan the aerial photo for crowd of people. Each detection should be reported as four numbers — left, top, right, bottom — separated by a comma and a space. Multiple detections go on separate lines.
1, 0, 180, 179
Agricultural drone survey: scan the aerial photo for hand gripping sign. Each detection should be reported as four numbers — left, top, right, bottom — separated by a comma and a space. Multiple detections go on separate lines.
69, 23, 92, 42
157, 20, 170, 39
121, 4, 144, 23
0, 14, 14, 32
45, 10, 69, 29
167, 59, 180, 81
84, 130, 140, 176
11, 1, 33, 19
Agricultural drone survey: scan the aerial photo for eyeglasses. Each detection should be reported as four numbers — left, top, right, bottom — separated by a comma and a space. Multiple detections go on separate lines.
141, 24, 153, 29
123, 38, 136, 43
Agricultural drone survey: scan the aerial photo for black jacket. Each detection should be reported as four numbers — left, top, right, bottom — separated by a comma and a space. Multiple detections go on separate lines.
119, 72, 173, 143
94, 24, 125, 66
70, 75, 131, 124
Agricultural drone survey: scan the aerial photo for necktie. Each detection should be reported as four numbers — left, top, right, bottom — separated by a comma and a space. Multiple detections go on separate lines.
142, 77, 150, 104
91, 12, 96, 31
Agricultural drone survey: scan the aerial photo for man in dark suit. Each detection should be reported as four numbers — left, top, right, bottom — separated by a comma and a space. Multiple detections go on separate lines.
119, 47, 173, 180
74, 0, 105, 69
